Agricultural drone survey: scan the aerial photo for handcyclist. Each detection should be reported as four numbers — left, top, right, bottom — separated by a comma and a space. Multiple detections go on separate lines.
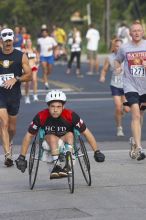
115, 20, 146, 160
0, 28, 32, 167
15, 89, 105, 178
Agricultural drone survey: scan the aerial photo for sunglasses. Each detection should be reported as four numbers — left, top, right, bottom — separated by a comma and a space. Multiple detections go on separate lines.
1, 32, 13, 37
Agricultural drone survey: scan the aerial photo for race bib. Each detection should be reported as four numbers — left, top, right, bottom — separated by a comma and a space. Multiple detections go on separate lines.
113, 75, 123, 84
0, 73, 14, 87
130, 65, 145, 77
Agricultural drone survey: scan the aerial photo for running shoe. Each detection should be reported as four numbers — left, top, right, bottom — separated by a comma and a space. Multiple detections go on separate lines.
117, 126, 124, 137
4, 153, 13, 167
136, 149, 145, 161
33, 94, 39, 102
129, 137, 137, 159
59, 166, 68, 177
25, 96, 31, 104
44, 83, 49, 90
50, 165, 67, 179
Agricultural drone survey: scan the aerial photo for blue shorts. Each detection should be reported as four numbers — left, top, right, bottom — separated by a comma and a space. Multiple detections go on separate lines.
0, 95, 20, 116
110, 85, 124, 96
40, 55, 54, 64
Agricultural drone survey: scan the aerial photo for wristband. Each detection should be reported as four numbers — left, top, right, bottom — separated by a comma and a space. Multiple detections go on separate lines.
15, 76, 21, 82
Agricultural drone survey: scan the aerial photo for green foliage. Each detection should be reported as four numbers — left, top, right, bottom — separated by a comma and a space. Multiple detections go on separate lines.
0, 0, 146, 46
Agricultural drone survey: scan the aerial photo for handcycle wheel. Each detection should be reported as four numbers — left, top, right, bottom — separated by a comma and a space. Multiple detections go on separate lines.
66, 151, 74, 194
29, 134, 43, 190
76, 136, 91, 186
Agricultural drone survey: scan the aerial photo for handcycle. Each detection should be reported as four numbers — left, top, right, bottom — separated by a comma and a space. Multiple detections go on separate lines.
28, 128, 91, 193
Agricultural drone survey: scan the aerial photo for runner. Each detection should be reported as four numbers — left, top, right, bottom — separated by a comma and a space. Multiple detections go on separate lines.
115, 21, 146, 160
37, 29, 57, 89
23, 39, 39, 103
99, 38, 130, 136
66, 27, 83, 77
13, 26, 23, 51
0, 28, 32, 166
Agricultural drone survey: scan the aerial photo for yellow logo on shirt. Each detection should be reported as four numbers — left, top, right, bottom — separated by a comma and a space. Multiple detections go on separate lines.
0, 60, 14, 68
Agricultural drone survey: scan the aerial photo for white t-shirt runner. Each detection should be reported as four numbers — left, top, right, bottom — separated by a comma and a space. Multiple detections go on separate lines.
115, 39, 146, 95
37, 36, 57, 57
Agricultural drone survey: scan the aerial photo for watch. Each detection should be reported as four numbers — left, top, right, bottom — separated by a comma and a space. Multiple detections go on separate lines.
15, 76, 21, 82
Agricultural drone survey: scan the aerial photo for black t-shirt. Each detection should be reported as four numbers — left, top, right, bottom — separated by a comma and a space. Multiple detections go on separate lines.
28, 108, 86, 137
0, 49, 23, 99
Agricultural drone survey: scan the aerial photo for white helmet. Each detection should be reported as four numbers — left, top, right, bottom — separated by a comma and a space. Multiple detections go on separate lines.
45, 90, 67, 104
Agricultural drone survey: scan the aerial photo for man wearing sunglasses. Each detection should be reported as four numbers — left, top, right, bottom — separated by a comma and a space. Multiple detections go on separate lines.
0, 28, 32, 167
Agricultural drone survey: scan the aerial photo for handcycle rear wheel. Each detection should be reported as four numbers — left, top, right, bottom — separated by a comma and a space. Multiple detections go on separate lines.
76, 136, 91, 186
29, 134, 43, 190
66, 151, 74, 193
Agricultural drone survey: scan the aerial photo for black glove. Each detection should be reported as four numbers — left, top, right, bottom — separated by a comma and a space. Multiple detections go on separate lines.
94, 150, 105, 162
15, 155, 27, 173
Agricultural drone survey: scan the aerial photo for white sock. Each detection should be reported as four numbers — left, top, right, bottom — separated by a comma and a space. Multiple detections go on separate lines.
52, 155, 58, 162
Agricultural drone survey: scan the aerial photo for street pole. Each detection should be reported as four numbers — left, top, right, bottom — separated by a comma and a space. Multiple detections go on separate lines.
87, 3, 91, 26
105, 0, 110, 49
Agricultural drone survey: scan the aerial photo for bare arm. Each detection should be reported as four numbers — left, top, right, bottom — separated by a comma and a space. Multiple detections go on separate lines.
21, 53, 32, 82
81, 128, 100, 152
20, 132, 35, 156
99, 58, 110, 82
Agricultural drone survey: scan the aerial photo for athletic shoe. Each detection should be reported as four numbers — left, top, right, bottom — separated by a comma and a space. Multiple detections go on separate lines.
136, 150, 145, 161
33, 94, 39, 102
59, 166, 68, 177
129, 137, 137, 159
62, 164, 71, 173
45, 83, 49, 90
117, 126, 124, 136
50, 165, 62, 179
25, 96, 31, 104
4, 153, 13, 167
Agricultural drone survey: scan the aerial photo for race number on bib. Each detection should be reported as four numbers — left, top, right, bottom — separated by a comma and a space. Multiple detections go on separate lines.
113, 75, 122, 84
0, 73, 14, 87
130, 65, 145, 77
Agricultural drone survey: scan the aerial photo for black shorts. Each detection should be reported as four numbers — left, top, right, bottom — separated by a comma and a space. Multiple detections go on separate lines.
125, 92, 146, 111
0, 95, 20, 116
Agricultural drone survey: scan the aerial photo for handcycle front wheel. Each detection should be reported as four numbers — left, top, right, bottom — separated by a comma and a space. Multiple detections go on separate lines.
66, 151, 74, 194
29, 135, 43, 190
76, 136, 91, 186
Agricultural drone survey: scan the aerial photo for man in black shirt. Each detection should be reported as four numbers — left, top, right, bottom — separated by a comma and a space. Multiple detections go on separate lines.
0, 28, 32, 167
16, 90, 105, 177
